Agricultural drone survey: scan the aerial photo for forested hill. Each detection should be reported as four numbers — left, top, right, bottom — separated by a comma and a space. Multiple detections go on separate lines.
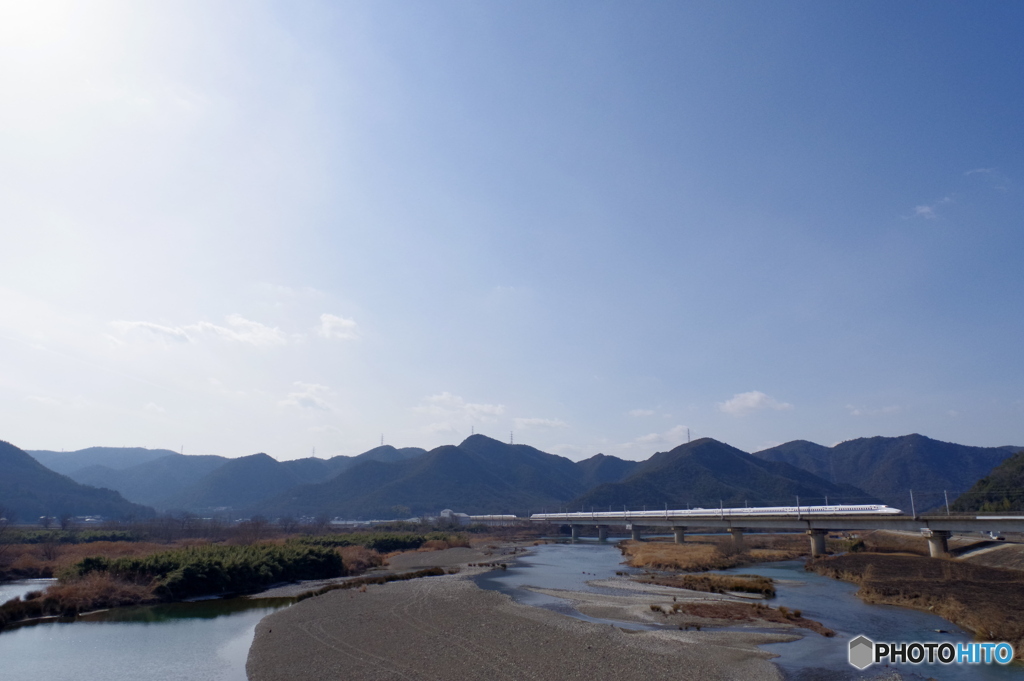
0, 440, 155, 520
256, 435, 596, 518
951, 450, 1024, 512
753, 434, 1021, 510
569, 438, 873, 511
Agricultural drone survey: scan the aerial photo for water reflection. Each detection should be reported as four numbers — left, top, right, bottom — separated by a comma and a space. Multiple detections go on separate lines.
0, 578, 56, 604
0, 596, 290, 681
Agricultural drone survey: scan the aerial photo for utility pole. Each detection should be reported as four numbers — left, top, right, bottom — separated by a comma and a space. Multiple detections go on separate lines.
944, 490, 951, 516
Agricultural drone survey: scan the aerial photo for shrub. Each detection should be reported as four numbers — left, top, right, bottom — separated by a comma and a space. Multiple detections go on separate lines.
61, 543, 343, 601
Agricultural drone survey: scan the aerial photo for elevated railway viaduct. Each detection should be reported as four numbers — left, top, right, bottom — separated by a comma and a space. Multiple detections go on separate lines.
531, 510, 1024, 558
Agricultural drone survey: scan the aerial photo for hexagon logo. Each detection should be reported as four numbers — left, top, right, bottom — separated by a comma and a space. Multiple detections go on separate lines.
848, 635, 874, 670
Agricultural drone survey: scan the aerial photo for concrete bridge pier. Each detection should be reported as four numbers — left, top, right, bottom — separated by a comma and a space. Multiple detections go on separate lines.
672, 526, 686, 544
807, 529, 827, 556
923, 529, 950, 557
729, 528, 745, 551
597, 526, 608, 542
630, 525, 642, 541
571, 525, 580, 541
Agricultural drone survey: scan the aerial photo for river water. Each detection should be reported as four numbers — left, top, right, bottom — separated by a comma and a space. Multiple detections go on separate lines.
0, 584, 291, 681
476, 539, 1024, 681
1, 541, 1022, 680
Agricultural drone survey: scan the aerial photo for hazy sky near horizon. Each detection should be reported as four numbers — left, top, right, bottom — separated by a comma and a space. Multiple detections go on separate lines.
2, 1, 1023, 461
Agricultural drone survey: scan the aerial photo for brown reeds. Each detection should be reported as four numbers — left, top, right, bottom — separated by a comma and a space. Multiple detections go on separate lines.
808, 553, 1024, 658
1, 573, 155, 629
640, 573, 775, 597
337, 546, 384, 574
621, 537, 801, 572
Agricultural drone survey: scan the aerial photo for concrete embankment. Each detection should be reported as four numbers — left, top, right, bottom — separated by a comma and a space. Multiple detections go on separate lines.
246, 546, 790, 681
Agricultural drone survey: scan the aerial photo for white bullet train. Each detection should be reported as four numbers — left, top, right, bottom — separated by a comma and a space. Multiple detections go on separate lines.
531, 504, 903, 521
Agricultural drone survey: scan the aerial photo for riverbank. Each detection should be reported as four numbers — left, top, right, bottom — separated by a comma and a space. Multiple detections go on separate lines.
247, 571, 788, 680
807, 552, 1024, 658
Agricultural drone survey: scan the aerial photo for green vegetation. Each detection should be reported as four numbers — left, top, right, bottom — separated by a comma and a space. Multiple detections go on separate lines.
7, 530, 139, 545
61, 543, 343, 601
951, 450, 1024, 512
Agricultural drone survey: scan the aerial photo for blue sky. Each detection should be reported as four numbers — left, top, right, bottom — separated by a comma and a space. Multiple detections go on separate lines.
1, 1, 1022, 460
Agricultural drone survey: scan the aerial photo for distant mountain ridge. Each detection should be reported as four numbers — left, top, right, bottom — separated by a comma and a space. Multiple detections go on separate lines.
17, 433, 1015, 520
27, 447, 178, 476
30, 444, 429, 512
570, 438, 874, 511
753, 434, 1021, 510
0, 440, 155, 520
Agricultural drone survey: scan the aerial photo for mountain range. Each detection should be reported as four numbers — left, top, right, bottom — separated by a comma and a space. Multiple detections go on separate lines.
572, 438, 874, 510
753, 434, 1021, 510
6, 432, 1020, 521
28, 444, 426, 512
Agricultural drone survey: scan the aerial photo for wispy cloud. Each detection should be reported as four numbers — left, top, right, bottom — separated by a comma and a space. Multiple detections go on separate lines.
718, 391, 793, 416
111, 320, 192, 343
143, 402, 166, 414
628, 409, 655, 417
280, 382, 333, 411
112, 314, 291, 347
27, 395, 62, 406
416, 392, 505, 421
846, 404, 902, 417
514, 417, 568, 430
415, 392, 505, 434
909, 196, 952, 220
317, 313, 358, 340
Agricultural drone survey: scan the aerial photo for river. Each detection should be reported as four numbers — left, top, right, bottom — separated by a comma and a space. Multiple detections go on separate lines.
1, 541, 1022, 680
476, 539, 1024, 681
0, 583, 291, 681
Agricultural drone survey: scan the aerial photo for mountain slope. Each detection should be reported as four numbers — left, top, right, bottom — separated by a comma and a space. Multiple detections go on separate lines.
69, 454, 229, 509
571, 438, 874, 510
27, 447, 177, 476
160, 453, 307, 512
754, 434, 1019, 509
259, 435, 588, 518
951, 450, 1024, 512
0, 440, 156, 520
576, 453, 639, 490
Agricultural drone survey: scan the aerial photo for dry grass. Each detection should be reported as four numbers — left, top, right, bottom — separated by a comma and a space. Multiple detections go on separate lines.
854, 531, 930, 556
2, 540, 201, 580
41, 572, 156, 611
652, 600, 834, 637
1, 572, 156, 629
337, 546, 384, 574
639, 573, 775, 597
621, 537, 802, 572
808, 553, 1024, 657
